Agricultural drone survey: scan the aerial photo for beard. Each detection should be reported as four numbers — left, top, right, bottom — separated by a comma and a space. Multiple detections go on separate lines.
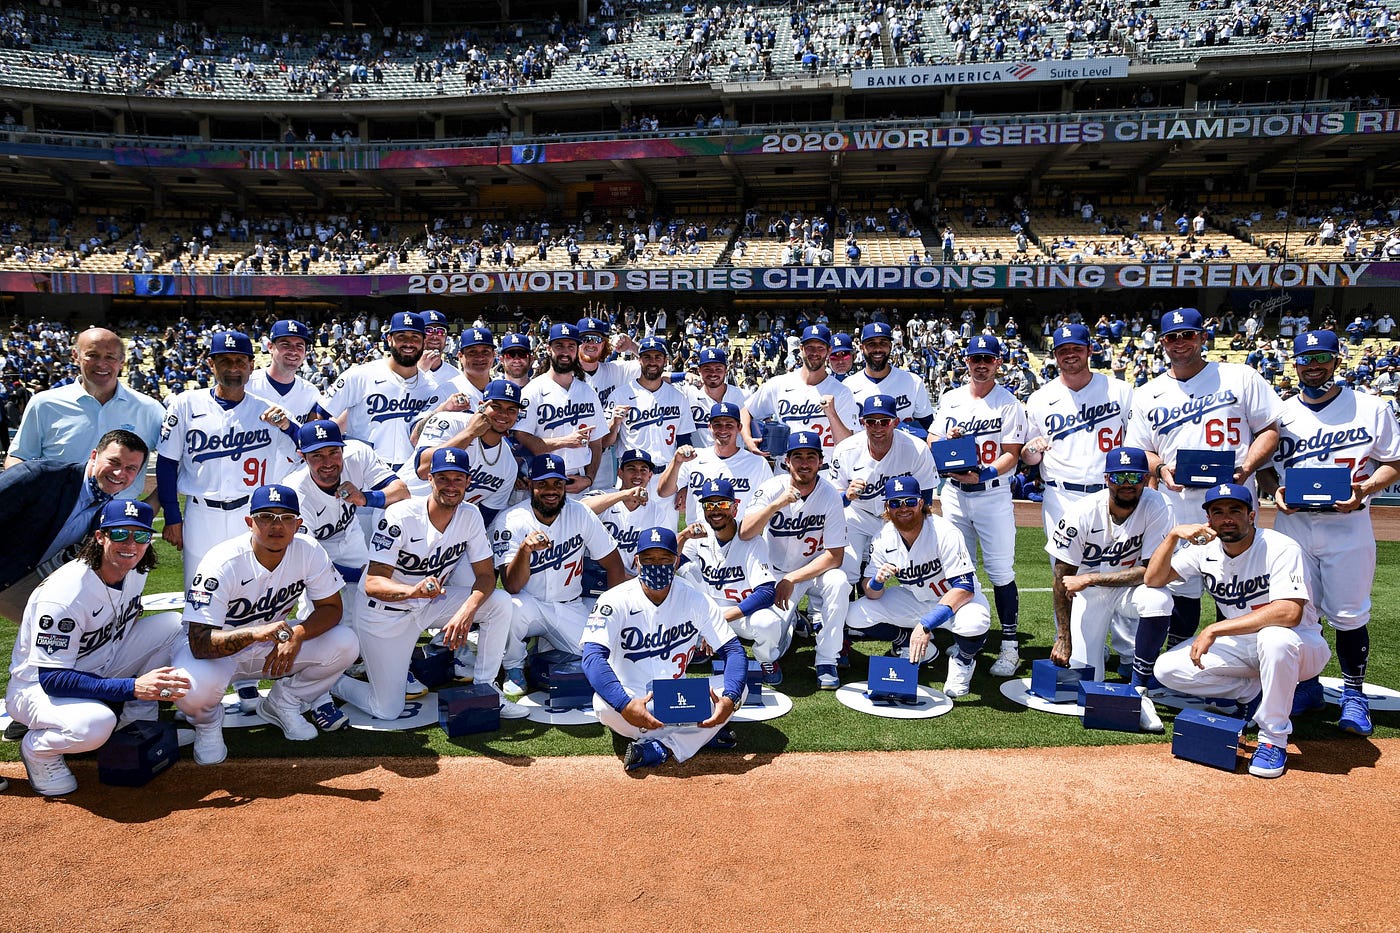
389, 344, 422, 367
549, 354, 576, 375
532, 493, 563, 519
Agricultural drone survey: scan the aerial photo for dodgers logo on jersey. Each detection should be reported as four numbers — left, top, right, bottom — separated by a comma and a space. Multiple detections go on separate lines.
768, 511, 827, 538
398, 539, 472, 577
620, 619, 698, 662
1080, 534, 1145, 568
1275, 427, 1374, 468
603, 521, 641, 552
942, 415, 1003, 439
227, 581, 308, 626
78, 598, 139, 657
776, 399, 827, 422
1202, 570, 1270, 610
1145, 390, 1239, 434
626, 402, 682, 430
1044, 401, 1123, 441
899, 556, 946, 588
535, 400, 596, 431
186, 425, 274, 463
366, 393, 435, 425
530, 533, 586, 572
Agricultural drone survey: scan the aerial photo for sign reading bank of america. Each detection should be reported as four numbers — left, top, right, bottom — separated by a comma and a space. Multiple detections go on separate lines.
851, 58, 1129, 90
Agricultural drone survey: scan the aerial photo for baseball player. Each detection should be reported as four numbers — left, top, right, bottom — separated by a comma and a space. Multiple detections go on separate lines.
842, 323, 935, 428
686, 347, 748, 448
1128, 307, 1281, 648
331, 448, 526, 722
1022, 323, 1136, 669
155, 330, 300, 589
828, 394, 939, 587
491, 453, 629, 696
1144, 484, 1330, 779
582, 525, 748, 772
847, 476, 991, 698
174, 485, 360, 765
248, 319, 321, 421
657, 402, 773, 527
610, 336, 695, 470
575, 316, 639, 492
678, 478, 785, 684
585, 448, 679, 570
515, 323, 609, 493
410, 326, 497, 437
5, 500, 186, 796
739, 431, 850, 689
402, 380, 524, 525
1045, 447, 1174, 732
415, 309, 460, 384
931, 334, 1027, 677
827, 332, 856, 381
1258, 329, 1400, 736
498, 333, 536, 390
741, 324, 857, 455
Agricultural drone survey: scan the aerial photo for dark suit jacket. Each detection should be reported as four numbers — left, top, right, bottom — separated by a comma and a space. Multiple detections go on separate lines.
0, 460, 88, 590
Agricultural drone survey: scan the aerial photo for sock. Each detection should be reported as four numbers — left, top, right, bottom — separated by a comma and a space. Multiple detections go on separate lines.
993, 582, 1019, 643
1166, 596, 1201, 647
1131, 615, 1171, 687
1336, 625, 1370, 691
953, 632, 987, 661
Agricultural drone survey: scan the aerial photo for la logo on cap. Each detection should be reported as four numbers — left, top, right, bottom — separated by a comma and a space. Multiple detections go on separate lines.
315, 425, 328, 438
1307, 334, 1318, 345
268, 488, 282, 502
1120, 452, 1131, 464
446, 451, 457, 462
1062, 327, 1071, 337
651, 530, 662, 542
1173, 312, 1184, 323
224, 335, 236, 347
1218, 485, 1230, 494
124, 501, 139, 517
894, 480, 905, 491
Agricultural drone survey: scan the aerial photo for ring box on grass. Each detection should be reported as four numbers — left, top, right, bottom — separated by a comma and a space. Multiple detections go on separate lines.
930, 436, 979, 475
867, 656, 920, 702
547, 660, 593, 711
529, 648, 577, 691
409, 643, 454, 690
1029, 659, 1095, 702
1172, 708, 1246, 771
98, 720, 178, 787
438, 683, 501, 736
1078, 680, 1140, 732
651, 678, 712, 724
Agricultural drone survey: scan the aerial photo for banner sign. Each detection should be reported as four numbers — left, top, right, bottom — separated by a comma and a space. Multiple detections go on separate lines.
851, 58, 1129, 90
1226, 288, 1316, 316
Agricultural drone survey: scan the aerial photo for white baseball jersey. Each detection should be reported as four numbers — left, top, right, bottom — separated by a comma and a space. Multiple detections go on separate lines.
184, 533, 342, 629
444, 373, 489, 411
429, 359, 465, 388
582, 576, 735, 686
284, 439, 396, 570
157, 388, 299, 497
748, 474, 849, 573
842, 366, 934, 423
400, 411, 519, 507
612, 378, 695, 465
589, 484, 680, 564
1169, 527, 1320, 632
490, 497, 618, 602
581, 358, 641, 411
867, 514, 982, 605
828, 430, 939, 519
1045, 487, 1174, 572
680, 529, 776, 606
7, 559, 146, 690
1272, 387, 1400, 487
248, 369, 322, 421
932, 383, 1029, 468
321, 359, 443, 469
679, 447, 774, 526
518, 374, 607, 474
1025, 373, 1132, 487
1127, 362, 1280, 471
686, 383, 749, 447
744, 371, 858, 450
368, 496, 494, 611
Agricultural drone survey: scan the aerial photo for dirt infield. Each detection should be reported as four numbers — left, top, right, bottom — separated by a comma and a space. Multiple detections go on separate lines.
3, 741, 1396, 933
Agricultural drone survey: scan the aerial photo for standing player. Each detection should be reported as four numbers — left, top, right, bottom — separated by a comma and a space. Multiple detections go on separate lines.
248, 320, 320, 421
686, 347, 748, 447
1046, 448, 1174, 732
491, 454, 630, 696
582, 526, 747, 772
842, 323, 935, 428
1259, 329, 1400, 736
741, 324, 857, 455
847, 476, 992, 698
610, 337, 695, 470
739, 431, 850, 689
175, 485, 360, 764
403, 380, 524, 523
156, 330, 300, 589
417, 309, 461, 385
575, 316, 638, 492
1128, 307, 1281, 646
1144, 484, 1330, 779
446, 326, 497, 406
515, 323, 608, 493
931, 334, 1027, 676
331, 448, 525, 722
657, 402, 773, 527
5, 500, 186, 796
498, 333, 536, 390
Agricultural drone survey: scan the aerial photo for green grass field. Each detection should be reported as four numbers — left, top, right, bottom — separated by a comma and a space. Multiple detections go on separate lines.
2, 530, 1395, 762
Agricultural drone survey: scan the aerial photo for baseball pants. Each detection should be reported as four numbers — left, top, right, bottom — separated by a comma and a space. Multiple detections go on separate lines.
6, 612, 184, 757
773, 565, 849, 667
847, 586, 992, 639
503, 593, 590, 669
1154, 624, 1330, 748
334, 588, 512, 720
182, 498, 254, 591
593, 685, 748, 764
939, 484, 1016, 585
840, 507, 886, 585
1069, 585, 1173, 680
1272, 509, 1373, 630
705, 595, 791, 665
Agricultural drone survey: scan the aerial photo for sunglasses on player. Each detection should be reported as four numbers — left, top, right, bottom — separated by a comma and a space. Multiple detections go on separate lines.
1161, 331, 1199, 343
252, 513, 300, 527
105, 529, 153, 543
967, 354, 998, 364
581, 335, 605, 344
700, 499, 734, 510
1294, 352, 1336, 365
887, 496, 922, 509
1106, 471, 1146, 485
425, 326, 447, 336
862, 417, 894, 427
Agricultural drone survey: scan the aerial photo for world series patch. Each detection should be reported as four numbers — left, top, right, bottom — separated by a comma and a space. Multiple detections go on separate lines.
36, 632, 70, 652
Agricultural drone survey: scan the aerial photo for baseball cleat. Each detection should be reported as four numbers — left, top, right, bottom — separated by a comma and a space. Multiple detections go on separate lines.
257, 696, 317, 741
494, 686, 531, 720
623, 738, 669, 772
815, 665, 840, 690
452, 657, 476, 683
501, 668, 528, 698
794, 610, 814, 638
1338, 688, 1374, 737
1137, 688, 1164, 734
837, 638, 852, 670
192, 711, 228, 765
704, 726, 737, 750
760, 661, 783, 686
943, 653, 975, 698
1290, 676, 1326, 716
404, 671, 429, 700
989, 642, 1020, 677
21, 737, 77, 797
1248, 742, 1287, 779
310, 699, 348, 732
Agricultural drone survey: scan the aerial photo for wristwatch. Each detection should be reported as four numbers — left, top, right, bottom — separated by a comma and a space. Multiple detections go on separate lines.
721, 689, 743, 706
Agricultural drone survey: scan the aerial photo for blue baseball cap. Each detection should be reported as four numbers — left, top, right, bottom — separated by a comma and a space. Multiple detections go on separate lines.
786, 430, 823, 453
210, 330, 254, 357
1203, 483, 1252, 509
250, 484, 300, 514
1052, 324, 1091, 349
297, 419, 344, 452
388, 312, 426, 335
548, 323, 581, 343
98, 498, 155, 532
801, 324, 832, 346
576, 316, 609, 336
501, 333, 532, 353
619, 448, 655, 468
709, 402, 741, 422
430, 447, 470, 474
270, 320, 310, 345
1293, 330, 1340, 360
861, 322, 893, 343
698, 478, 736, 500
831, 333, 855, 354
482, 379, 523, 405
965, 334, 1002, 357
637, 525, 678, 555
639, 337, 668, 355
528, 453, 568, 481
1104, 446, 1149, 475
860, 395, 898, 419
1161, 307, 1204, 334
459, 327, 494, 350
883, 475, 921, 501
698, 347, 728, 366
422, 309, 448, 328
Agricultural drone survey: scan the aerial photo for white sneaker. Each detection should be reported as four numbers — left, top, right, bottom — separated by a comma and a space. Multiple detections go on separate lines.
192, 710, 228, 765
944, 653, 976, 698
989, 642, 1020, 677
501, 668, 529, 698
1138, 687, 1165, 733
21, 736, 77, 796
496, 687, 531, 720
405, 671, 429, 699
257, 694, 317, 741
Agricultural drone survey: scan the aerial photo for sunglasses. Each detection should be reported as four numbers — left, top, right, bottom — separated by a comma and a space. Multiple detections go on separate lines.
252, 512, 300, 527
1107, 471, 1146, 485
887, 496, 922, 509
967, 354, 998, 364
700, 499, 734, 510
1161, 331, 1199, 343
105, 528, 153, 543
581, 335, 605, 344
425, 326, 447, 336
1294, 352, 1335, 365
862, 417, 894, 427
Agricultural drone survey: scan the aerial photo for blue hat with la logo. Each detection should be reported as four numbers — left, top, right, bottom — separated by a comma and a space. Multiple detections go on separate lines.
270, 320, 310, 345
1202, 483, 1252, 509
297, 419, 344, 452
501, 333, 532, 352
482, 379, 522, 405
1293, 329, 1340, 360
548, 323, 581, 343
801, 324, 832, 346
637, 525, 678, 555
388, 312, 426, 335
1161, 307, 1204, 334
1103, 446, 1149, 475
422, 309, 448, 327
860, 395, 898, 419
576, 316, 609, 336
861, 322, 893, 343
250, 484, 300, 513
619, 448, 655, 468
786, 430, 823, 453
964, 334, 1002, 357
698, 347, 728, 366
210, 330, 254, 357
98, 498, 155, 532
1052, 323, 1091, 349
709, 402, 741, 422
460, 327, 495, 349
883, 475, 921, 501
430, 447, 470, 474
699, 478, 736, 500
831, 332, 855, 353
639, 337, 668, 355
528, 453, 568, 481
